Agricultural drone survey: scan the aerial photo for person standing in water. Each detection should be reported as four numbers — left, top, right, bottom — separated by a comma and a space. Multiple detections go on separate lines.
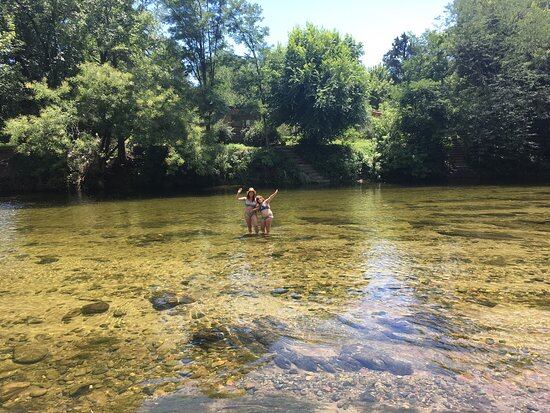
256, 189, 278, 235
236, 187, 259, 235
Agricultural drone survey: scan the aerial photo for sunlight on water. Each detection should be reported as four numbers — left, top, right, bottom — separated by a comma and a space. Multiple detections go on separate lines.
0, 186, 548, 412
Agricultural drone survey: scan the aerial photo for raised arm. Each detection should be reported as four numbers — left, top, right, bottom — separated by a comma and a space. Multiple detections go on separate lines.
265, 189, 279, 203
236, 187, 246, 200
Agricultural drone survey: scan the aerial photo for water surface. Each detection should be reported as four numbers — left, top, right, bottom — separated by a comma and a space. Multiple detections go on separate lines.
0, 186, 548, 412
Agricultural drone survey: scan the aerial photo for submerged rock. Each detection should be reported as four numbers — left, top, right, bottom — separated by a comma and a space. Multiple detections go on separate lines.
62, 308, 82, 322
113, 309, 126, 318
36, 255, 59, 265
66, 382, 94, 398
81, 301, 110, 315
150, 292, 195, 311
0, 381, 30, 402
191, 328, 226, 346
28, 386, 47, 398
12, 345, 48, 364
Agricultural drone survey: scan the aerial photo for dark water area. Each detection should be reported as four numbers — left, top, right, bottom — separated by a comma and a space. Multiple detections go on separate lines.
0, 185, 548, 412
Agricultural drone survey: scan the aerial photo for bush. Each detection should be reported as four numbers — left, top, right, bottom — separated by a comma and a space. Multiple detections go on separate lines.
212, 120, 235, 144
243, 121, 281, 146
298, 141, 377, 183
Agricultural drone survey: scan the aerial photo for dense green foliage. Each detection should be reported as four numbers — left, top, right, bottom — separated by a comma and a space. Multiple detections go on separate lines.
268, 24, 369, 144
451, 0, 550, 177
0, 0, 548, 193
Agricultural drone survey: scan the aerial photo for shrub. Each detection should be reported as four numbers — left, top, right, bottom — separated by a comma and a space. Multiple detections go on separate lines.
298, 141, 377, 183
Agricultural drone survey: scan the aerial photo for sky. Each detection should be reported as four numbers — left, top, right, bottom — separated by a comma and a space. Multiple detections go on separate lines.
255, 0, 450, 67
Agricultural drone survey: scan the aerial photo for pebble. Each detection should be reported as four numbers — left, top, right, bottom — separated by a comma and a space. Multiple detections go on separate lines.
113, 309, 126, 318
28, 387, 47, 398
271, 288, 289, 295
12, 345, 49, 364
0, 382, 30, 402
81, 301, 110, 315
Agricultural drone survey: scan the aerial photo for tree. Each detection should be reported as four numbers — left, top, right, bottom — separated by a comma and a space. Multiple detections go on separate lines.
269, 24, 368, 144
4, 62, 188, 189
450, 0, 550, 176
377, 79, 451, 181
161, 0, 229, 132
365, 65, 394, 109
227, 0, 271, 144
383, 32, 417, 83
0, 12, 26, 134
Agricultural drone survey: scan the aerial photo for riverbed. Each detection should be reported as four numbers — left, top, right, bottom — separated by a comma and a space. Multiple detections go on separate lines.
0, 186, 548, 412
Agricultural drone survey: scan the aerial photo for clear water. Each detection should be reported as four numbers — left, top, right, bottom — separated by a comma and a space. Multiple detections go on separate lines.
0, 186, 548, 412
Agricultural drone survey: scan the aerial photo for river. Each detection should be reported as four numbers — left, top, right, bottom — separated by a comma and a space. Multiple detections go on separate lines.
0, 186, 548, 412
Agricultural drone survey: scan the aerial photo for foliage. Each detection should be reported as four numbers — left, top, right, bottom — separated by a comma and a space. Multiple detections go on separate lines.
269, 24, 369, 144
4, 62, 188, 189
383, 33, 417, 83
450, 0, 550, 177
2, 0, 550, 193
299, 141, 377, 183
243, 120, 280, 146
365, 65, 394, 109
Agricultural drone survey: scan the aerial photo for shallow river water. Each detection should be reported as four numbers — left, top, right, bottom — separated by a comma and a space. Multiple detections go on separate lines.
0, 186, 549, 412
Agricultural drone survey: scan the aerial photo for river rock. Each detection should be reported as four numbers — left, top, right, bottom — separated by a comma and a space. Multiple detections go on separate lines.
81, 301, 109, 315
0, 381, 30, 402
352, 354, 413, 376
67, 382, 93, 398
273, 355, 292, 370
113, 309, 126, 318
62, 308, 82, 322
12, 345, 48, 364
28, 387, 47, 398
271, 288, 288, 295
191, 328, 225, 346
150, 292, 195, 310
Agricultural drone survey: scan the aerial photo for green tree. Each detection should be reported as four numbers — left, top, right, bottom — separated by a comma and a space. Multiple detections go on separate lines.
161, 0, 229, 132
450, 0, 550, 176
383, 32, 417, 83
0, 12, 26, 135
269, 24, 368, 144
378, 79, 452, 181
1, 0, 83, 86
4, 62, 187, 189
365, 65, 394, 109
227, 0, 271, 144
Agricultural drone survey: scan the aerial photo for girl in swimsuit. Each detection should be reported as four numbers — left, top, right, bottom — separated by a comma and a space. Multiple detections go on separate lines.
236, 187, 259, 234
255, 189, 278, 235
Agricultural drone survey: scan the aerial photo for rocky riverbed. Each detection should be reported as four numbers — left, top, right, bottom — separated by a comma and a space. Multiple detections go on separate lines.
1, 187, 549, 411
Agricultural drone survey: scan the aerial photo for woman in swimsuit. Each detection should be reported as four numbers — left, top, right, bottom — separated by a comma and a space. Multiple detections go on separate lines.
236, 187, 259, 234
255, 189, 278, 235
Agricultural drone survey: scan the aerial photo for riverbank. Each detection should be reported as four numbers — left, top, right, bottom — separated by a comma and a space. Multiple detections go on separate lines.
2, 143, 549, 197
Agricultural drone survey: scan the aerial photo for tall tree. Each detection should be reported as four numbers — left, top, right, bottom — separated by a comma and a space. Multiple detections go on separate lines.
0, 12, 26, 133
269, 24, 368, 144
227, 0, 270, 144
383, 32, 417, 83
161, 0, 228, 132
450, 0, 550, 176
1, 0, 83, 86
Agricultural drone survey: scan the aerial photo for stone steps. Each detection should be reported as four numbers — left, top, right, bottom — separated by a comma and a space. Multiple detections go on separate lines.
448, 143, 474, 178
275, 147, 330, 185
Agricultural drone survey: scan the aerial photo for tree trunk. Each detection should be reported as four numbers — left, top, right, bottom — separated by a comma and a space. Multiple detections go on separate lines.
262, 114, 269, 146
117, 137, 126, 164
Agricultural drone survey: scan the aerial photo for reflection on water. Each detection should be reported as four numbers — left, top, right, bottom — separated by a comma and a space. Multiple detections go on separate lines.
0, 186, 548, 412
